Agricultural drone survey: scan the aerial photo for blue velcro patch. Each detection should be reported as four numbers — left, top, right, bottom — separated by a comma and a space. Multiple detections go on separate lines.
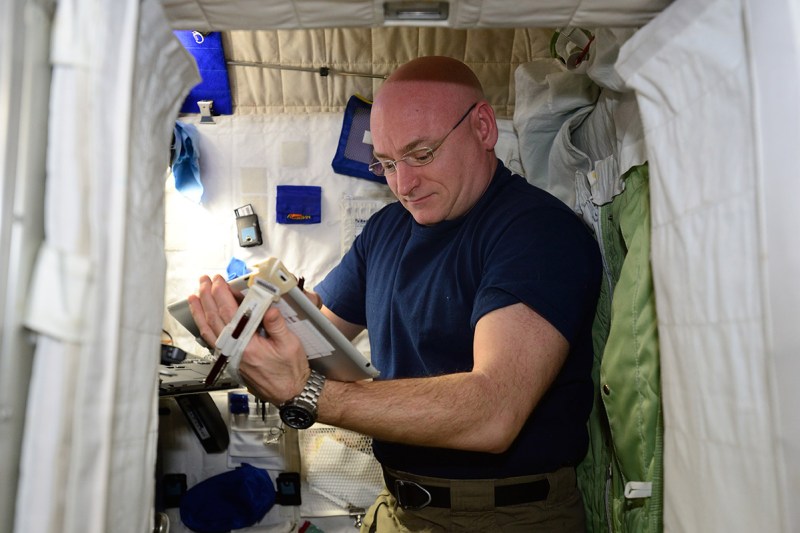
276, 185, 322, 224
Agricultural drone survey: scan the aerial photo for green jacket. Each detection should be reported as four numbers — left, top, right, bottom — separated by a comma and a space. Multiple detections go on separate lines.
578, 164, 664, 532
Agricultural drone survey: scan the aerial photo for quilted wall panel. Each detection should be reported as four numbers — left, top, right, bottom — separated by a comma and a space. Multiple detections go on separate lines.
222, 27, 554, 117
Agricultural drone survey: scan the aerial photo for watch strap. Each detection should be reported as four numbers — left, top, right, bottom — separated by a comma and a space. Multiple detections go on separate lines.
294, 369, 325, 409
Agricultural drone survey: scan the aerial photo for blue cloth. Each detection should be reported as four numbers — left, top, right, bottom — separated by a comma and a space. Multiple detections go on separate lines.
226, 257, 250, 280
174, 31, 233, 115
179, 463, 275, 533
171, 121, 203, 203
276, 185, 321, 224
316, 161, 602, 479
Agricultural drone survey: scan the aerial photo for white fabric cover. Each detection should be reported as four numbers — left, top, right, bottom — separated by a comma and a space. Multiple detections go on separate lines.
15, 1, 199, 532
744, 1, 800, 530
161, 0, 672, 31
513, 28, 646, 209
513, 60, 598, 205
453, 0, 670, 28
616, 0, 784, 530
0, 1, 51, 527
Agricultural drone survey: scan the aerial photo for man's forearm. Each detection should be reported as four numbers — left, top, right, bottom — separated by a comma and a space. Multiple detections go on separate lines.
315, 371, 523, 453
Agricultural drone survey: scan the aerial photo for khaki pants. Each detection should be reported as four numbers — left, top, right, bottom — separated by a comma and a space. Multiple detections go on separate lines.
360, 466, 585, 532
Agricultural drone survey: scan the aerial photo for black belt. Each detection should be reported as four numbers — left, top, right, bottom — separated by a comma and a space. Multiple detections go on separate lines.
383, 469, 550, 511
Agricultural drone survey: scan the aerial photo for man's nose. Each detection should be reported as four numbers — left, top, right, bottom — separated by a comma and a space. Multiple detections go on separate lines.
395, 164, 420, 197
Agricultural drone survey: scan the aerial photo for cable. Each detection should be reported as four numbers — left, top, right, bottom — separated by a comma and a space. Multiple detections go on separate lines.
226, 60, 387, 80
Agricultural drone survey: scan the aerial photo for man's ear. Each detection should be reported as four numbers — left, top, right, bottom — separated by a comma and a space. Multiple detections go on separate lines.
474, 101, 499, 150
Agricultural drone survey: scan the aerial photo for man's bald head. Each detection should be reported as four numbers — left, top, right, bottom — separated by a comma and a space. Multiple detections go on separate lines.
383, 56, 484, 94
373, 56, 485, 115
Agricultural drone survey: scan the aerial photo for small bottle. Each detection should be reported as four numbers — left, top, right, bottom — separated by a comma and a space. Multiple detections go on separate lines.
228, 391, 250, 428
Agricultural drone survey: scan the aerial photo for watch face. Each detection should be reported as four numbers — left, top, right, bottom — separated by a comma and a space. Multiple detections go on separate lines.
280, 404, 315, 429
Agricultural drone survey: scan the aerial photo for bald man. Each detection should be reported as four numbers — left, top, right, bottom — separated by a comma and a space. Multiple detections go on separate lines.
189, 56, 602, 532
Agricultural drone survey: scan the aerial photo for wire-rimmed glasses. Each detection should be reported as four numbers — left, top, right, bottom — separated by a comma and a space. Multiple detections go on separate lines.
369, 102, 478, 176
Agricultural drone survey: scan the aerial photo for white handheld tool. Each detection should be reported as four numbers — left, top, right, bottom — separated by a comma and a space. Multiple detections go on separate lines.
204, 258, 298, 386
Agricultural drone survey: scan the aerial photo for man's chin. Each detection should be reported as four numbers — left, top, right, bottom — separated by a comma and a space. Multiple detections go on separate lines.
402, 198, 445, 226
410, 211, 444, 226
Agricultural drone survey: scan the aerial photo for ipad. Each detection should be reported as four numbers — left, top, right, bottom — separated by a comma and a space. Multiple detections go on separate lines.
166, 274, 250, 343
166, 258, 379, 383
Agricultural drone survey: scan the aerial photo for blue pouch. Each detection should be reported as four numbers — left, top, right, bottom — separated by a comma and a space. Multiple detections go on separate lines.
179, 463, 275, 533
331, 95, 385, 184
174, 31, 233, 116
276, 185, 322, 224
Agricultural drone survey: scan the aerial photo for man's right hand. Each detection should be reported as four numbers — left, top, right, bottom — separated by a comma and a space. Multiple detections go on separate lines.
188, 274, 311, 405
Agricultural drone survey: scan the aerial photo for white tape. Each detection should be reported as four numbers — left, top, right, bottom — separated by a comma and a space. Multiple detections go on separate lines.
624, 481, 652, 499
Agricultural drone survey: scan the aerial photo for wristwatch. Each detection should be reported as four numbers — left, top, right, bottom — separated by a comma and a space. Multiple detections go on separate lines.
279, 369, 326, 429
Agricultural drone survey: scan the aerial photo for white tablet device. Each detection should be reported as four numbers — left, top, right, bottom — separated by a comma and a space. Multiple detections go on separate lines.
166, 258, 379, 383
167, 275, 250, 343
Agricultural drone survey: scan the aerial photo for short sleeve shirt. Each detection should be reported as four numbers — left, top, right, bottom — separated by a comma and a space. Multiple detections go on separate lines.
316, 161, 602, 478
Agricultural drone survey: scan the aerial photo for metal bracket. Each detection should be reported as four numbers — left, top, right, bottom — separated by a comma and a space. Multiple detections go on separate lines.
197, 99, 215, 124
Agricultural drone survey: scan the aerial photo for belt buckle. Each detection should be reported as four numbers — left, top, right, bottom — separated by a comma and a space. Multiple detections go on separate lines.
394, 479, 432, 510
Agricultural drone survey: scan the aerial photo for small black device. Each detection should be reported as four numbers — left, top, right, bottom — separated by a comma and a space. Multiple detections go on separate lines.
160, 473, 187, 508
276, 472, 302, 506
235, 204, 263, 247
160, 343, 187, 365
175, 392, 230, 453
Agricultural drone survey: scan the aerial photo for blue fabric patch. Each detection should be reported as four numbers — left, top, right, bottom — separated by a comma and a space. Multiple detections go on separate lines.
179, 463, 275, 533
276, 185, 321, 224
174, 31, 233, 115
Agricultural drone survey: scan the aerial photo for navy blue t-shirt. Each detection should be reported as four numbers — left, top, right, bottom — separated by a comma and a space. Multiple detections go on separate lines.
316, 161, 601, 478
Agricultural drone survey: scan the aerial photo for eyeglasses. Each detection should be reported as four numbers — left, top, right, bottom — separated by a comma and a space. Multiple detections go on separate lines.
369, 102, 478, 176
